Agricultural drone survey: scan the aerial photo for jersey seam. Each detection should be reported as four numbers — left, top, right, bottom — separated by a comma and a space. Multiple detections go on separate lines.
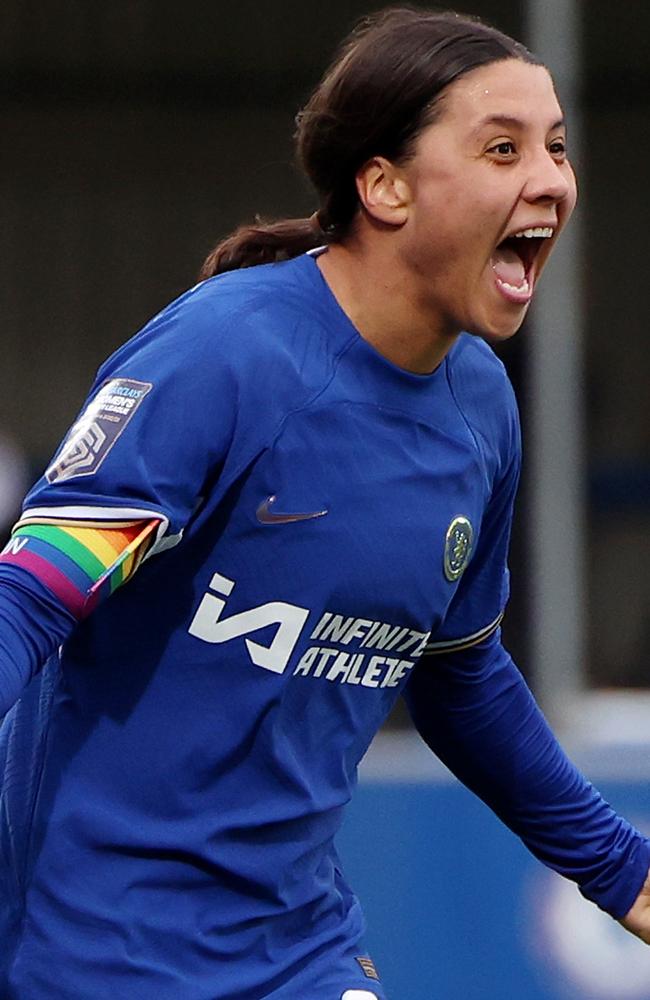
444, 357, 494, 495
265, 386, 487, 449
210, 328, 362, 496
156, 291, 362, 510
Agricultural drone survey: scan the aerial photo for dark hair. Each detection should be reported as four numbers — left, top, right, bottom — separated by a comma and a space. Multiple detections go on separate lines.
199, 6, 540, 279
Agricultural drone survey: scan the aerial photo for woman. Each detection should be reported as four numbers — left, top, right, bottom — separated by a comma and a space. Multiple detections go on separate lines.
1, 8, 649, 999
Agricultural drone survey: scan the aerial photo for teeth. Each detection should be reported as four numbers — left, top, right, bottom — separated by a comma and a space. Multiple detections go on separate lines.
499, 278, 530, 294
512, 227, 554, 238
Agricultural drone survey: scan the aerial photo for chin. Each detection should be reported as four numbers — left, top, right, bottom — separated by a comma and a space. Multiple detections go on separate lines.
466, 308, 529, 343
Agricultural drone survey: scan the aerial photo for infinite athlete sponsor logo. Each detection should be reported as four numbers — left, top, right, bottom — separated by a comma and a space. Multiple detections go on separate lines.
256, 495, 328, 525
46, 378, 152, 484
188, 570, 430, 686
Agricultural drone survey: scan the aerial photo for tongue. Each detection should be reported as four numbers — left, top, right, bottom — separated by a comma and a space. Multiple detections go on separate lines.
491, 246, 526, 286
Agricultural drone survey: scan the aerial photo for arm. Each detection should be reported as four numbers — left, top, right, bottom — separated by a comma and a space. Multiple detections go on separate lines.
403, 631, 650, 924
0, 286, 245, 716
0, 564, 76, 716
423, 353, 650, 932
0, 519, 158, 716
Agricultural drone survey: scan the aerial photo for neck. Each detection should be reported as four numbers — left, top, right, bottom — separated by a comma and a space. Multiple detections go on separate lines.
316, 239, 459, 375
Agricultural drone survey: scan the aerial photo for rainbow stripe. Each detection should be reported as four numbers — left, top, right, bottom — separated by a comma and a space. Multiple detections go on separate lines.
0, 519, 159, 618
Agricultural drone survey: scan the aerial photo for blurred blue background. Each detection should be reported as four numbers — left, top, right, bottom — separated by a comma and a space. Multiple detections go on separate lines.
339, 740, 650, 999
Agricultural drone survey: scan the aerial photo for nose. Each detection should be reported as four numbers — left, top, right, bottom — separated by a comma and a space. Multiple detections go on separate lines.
523, 151, 575, 206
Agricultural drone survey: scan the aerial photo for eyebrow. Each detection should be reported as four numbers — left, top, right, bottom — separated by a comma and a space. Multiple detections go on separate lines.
473, 114, 565, 134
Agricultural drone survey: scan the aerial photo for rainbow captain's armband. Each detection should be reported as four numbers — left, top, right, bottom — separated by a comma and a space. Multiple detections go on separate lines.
0, 519, 160, 619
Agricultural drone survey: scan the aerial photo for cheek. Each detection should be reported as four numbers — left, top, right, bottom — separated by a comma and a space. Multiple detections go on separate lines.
408, 226, 465, 279
415, 196, 474, 259
406, 179, 500, 276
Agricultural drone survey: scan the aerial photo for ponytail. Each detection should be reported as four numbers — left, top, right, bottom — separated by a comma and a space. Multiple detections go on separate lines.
199, 10, 537, 282
198, 214, 328, 280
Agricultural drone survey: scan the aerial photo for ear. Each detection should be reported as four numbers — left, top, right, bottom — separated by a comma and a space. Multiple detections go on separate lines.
355, 156, 411, 227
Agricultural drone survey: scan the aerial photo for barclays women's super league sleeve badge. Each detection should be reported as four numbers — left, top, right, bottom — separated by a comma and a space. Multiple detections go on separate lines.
444, 516, 474, 582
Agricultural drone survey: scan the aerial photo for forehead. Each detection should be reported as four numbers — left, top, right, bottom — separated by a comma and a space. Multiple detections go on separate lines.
439, 59, 564, 132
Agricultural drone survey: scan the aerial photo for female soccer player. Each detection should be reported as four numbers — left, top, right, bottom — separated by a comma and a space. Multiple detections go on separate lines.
1, 8, 649, 999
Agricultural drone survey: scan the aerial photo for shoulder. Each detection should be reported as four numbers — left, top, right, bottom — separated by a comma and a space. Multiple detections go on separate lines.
447, 333, 514, 400
446, 333, 520, 474
100, 255, 343, 394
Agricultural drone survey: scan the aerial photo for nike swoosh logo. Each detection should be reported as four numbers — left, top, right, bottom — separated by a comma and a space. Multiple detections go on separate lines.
256, 495, 328, 525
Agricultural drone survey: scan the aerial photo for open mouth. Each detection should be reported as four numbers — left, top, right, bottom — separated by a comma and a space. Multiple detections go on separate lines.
491, 226, 554, 301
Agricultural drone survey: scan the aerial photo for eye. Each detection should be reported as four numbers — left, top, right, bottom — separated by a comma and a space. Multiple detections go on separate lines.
548, 137, 567, 159
487, 140, 517, 159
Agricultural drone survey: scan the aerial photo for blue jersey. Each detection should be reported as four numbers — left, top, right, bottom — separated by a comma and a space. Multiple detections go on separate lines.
0, 252, 529, 998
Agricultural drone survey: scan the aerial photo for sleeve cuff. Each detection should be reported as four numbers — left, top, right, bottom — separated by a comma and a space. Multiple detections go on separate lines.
580, 835, 650, 919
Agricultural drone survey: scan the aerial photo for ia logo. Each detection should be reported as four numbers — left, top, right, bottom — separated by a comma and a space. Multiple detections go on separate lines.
188, 572, 309, 674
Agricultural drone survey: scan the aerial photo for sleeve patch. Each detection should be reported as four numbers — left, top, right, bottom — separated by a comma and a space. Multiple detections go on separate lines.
46, 378, 152, 484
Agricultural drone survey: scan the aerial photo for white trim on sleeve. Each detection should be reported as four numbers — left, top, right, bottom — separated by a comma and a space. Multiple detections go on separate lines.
423, 612, 503, 656
17, 505, 177, 555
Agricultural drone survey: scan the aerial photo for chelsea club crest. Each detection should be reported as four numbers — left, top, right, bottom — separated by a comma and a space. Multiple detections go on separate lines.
444, 516, 474, 582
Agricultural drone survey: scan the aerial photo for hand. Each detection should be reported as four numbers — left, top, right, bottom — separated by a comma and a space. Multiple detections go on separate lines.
619, 867, 650, 944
